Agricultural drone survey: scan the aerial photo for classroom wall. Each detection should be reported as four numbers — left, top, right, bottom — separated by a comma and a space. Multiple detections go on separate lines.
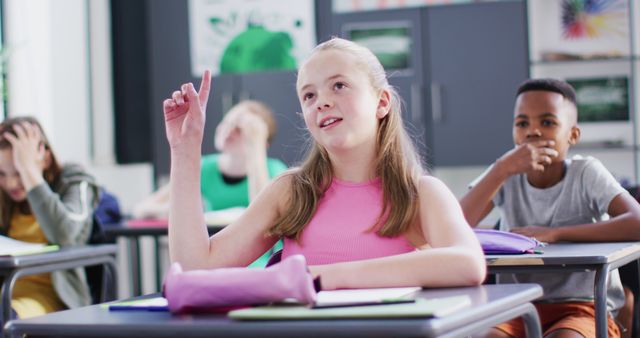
138, 0, 332, 183
3, 1, 638, 296
110, 0, 638, 187
4, 0, 154, 213
4, 0, 636, 208
5, 0, 91, 165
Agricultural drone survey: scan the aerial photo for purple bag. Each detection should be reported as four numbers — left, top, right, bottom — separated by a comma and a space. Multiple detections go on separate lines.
163, 254, 317, 313
473, 229, 543, 254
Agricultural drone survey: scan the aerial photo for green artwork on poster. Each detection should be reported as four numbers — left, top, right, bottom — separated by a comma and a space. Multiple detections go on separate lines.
189, 0, 315, 77
219, 26, 296, 74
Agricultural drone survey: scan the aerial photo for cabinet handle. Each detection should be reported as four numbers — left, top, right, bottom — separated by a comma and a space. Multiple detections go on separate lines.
410, 82, 422, 125
431, 83, 442, 123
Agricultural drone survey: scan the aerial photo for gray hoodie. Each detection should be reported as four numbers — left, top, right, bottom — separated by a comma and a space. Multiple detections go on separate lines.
26, 164, 98, 309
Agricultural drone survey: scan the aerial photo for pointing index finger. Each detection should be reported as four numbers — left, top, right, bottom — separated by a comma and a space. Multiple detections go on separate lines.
198, 70, 212, 107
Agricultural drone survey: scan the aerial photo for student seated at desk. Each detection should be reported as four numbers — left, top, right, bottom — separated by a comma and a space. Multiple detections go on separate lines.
133, 100, 287, 267
460, 79, 640, 338
162, 38, 486, 291
0, 117, 99, 320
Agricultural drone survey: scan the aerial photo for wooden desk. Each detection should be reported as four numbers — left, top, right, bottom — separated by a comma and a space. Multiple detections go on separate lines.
4, 284, 543, 338
486, 242, 640, 338
0, 245, 118, 325
104, 224, 222, 296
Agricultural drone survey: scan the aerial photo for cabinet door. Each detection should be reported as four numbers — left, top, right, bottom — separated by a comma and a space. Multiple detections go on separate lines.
238, 71, 307, 166
425, 2, 528, 166
201, 74, 236, 156
388, 75, 429, 165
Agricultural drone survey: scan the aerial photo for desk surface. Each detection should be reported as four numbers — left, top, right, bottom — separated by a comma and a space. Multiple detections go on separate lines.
0, 244, 118, 269
104, 224, 223, 237
4, 284, 542, 338
486, 242, 640, 268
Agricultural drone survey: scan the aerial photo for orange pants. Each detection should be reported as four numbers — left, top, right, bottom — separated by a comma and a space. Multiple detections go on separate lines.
495, 302, 620, 338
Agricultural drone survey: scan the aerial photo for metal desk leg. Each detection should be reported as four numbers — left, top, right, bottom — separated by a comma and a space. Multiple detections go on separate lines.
595, 264, 609, 338
153, 235, 161, 292
1, 270, 18, 326
634, 260, 640, 338
521, 302, 542, 338
127, 236, 142, 296
100, 257, 119, 302
439, 302, 542, 338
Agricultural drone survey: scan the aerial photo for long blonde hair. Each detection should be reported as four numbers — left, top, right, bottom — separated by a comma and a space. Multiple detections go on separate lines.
269, 38, 425, 241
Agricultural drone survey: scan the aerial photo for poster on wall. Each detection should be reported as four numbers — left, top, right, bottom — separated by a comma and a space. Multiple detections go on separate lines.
188, 0, 316, 77
566, 76, 629, 123
345, 22, 411, 70
528, 0, 630, 61
530, 61, 634, 146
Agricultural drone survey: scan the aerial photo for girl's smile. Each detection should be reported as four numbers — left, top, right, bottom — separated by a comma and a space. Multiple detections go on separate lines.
318, 116, 343, 129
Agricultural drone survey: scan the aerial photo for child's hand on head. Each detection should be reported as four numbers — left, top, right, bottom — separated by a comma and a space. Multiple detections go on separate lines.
237, 112, 269, 151
511, 225, 559, 243
163, 70, 211, 150
3, 122, 46, 178
496, 140, 559, 176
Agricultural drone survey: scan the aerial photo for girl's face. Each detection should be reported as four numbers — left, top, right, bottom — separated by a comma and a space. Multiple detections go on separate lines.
296, 50, 389, 153
0, 148, 27, 201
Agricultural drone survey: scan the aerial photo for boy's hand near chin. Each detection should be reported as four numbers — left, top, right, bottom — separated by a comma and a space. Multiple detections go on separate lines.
238, 112, 269, 151
496, 140, 559, 176
511, 225, 559, 243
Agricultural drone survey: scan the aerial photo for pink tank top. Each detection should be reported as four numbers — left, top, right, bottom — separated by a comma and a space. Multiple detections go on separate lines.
281, 178, 415, 265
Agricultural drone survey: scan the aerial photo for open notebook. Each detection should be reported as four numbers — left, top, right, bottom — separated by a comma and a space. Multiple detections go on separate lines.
0, 235, 59, 256
109, 287, 471, 320
313, 287, 421, 307
228, 295, 471, 320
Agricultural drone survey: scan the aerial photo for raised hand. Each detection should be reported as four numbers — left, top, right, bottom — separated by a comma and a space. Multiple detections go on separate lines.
3, 122, 46, 190
163, 70, 212, 150
497, 140, 559, 176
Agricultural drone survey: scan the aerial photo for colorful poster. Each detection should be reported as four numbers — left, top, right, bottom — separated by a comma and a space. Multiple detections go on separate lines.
189, 0, 316, 77
528, 0, 630, 61
561, 0, 628, 40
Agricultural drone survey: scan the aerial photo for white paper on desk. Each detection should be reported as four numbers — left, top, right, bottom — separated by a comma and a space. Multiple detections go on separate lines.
107, 297, 169, 310
204, 207, 246, 226
0, 235, 46, 256
315, 287, 421, 306
230, 292, 473, 320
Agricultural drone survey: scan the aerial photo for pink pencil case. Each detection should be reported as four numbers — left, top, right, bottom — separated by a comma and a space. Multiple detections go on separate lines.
163, 254, 317, 313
